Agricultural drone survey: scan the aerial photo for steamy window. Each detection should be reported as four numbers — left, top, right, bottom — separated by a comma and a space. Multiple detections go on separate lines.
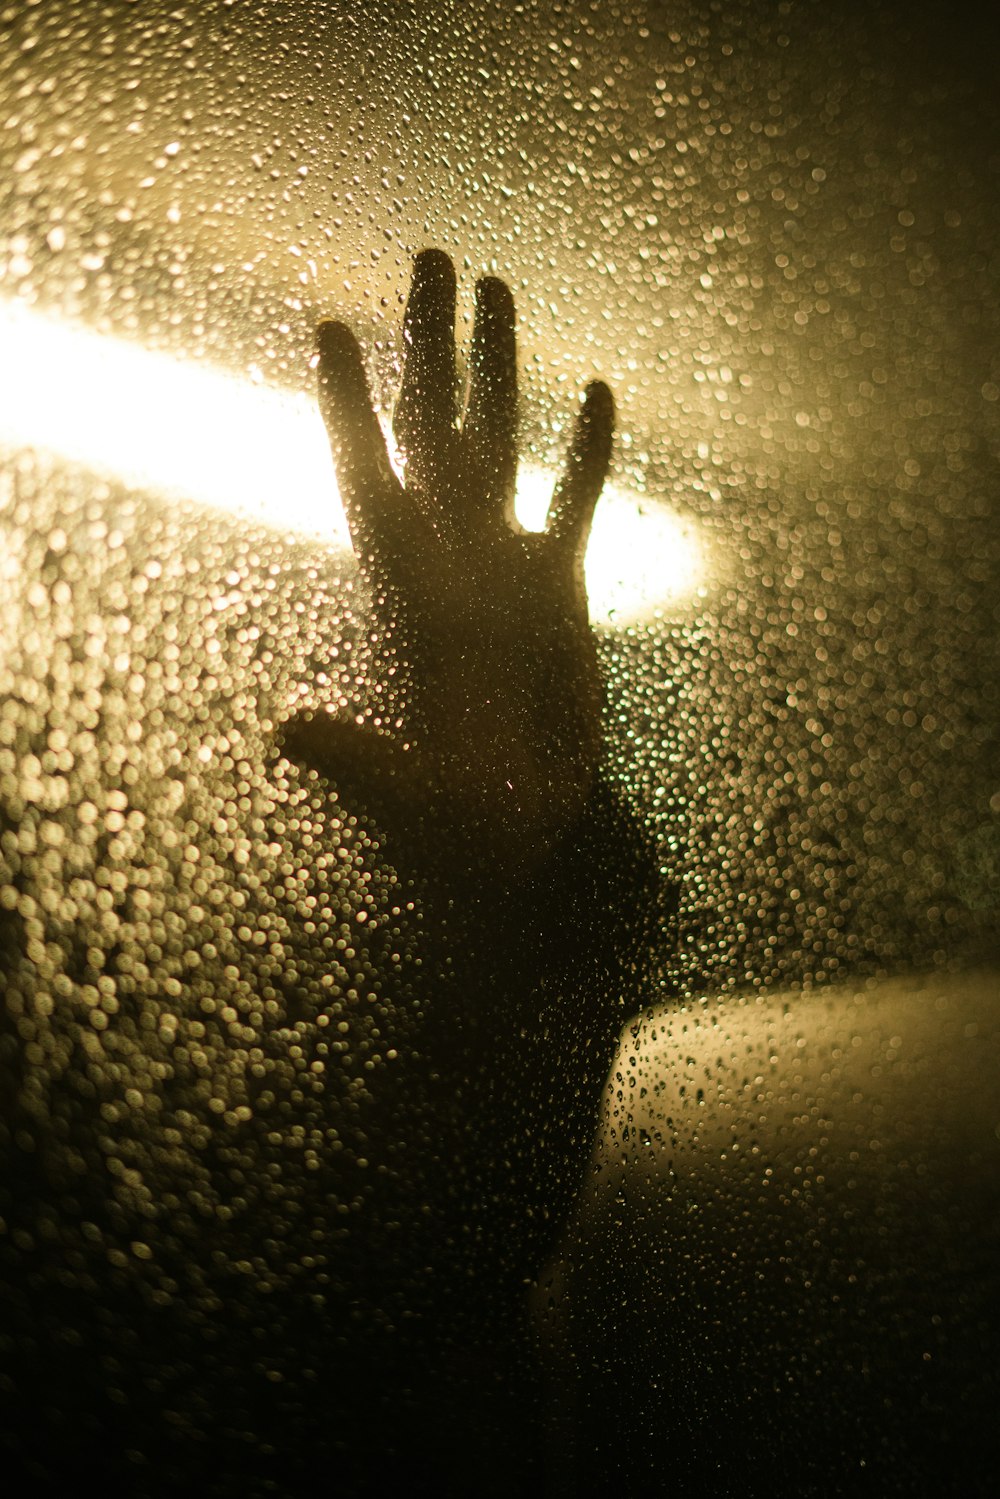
2, 2, 997, 1493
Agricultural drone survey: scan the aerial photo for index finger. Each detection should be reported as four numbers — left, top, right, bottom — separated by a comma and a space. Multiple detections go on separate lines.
317, 320, 398, 550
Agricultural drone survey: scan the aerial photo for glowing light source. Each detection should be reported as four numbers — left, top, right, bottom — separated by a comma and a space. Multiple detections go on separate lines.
0, 300, 703, 623
514, 464, 704, 625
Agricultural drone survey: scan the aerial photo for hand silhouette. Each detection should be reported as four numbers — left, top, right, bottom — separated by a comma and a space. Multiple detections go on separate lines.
281, 249, 613, 880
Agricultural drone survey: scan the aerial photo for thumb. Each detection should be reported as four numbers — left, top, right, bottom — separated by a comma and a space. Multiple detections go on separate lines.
277, 710, 433, 837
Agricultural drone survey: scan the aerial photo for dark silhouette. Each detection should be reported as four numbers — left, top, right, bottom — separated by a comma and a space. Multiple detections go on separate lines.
0, 250, 668, 1499
274, 248, 669, 1491
3, 247, 996, 1499
282, 248, 610, 882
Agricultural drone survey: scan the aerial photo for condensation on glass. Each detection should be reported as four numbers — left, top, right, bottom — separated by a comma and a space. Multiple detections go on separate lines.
1, 2, 997, 1494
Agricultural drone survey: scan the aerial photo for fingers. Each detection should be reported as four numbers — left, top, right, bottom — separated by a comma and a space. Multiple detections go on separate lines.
547, 380, 614, 565
394, 249, 458, 488
462, 276, 518, 515
317, 321, 396, 549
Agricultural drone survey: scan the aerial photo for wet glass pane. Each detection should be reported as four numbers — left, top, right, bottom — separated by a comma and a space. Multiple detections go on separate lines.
2, 2, 997, 1493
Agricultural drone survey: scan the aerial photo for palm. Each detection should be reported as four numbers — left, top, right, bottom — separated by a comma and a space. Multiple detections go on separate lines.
282, 250, 614, 879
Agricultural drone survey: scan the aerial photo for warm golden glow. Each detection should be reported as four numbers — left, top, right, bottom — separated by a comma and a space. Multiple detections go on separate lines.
514, 463, 704, 625
0, 301, 704, 623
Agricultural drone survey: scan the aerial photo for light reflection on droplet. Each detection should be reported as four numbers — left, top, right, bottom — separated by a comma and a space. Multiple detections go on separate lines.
0, 300, 705, 623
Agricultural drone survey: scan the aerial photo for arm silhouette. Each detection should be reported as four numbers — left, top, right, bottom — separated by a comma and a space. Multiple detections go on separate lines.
279, 251, 668, 1288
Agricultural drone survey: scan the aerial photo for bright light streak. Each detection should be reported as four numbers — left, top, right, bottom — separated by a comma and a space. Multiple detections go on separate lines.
0, 299, 352, 544
0, 300, 703, 623
514, 465, 704, 625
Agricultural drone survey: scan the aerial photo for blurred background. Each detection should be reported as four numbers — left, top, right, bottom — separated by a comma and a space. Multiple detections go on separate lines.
3, 0, 997, 977
1, 1, 998, 1493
